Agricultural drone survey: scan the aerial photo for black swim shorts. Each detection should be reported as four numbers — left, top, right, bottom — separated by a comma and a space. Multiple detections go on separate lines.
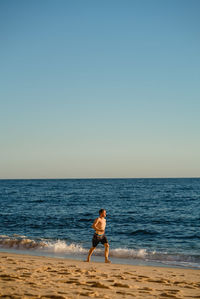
92, 233, 108, 248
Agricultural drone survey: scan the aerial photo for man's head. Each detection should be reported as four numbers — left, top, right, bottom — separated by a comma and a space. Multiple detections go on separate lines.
99, 209, 106, 217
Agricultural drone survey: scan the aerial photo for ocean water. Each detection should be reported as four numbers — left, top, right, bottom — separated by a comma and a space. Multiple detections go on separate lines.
0, 178, 200, 269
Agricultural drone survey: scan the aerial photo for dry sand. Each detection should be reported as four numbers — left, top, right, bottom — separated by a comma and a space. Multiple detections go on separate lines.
0, 252, 199, 298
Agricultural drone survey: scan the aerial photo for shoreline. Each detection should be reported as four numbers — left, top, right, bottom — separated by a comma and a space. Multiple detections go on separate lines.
0, 247, 199, 271
0, 251, 199, 298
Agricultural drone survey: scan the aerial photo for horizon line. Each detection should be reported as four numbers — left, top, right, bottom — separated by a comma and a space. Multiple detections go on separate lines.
0, 177, 199, 180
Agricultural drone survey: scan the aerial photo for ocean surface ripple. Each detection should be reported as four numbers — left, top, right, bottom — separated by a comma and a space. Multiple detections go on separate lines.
0, 178, 200, 269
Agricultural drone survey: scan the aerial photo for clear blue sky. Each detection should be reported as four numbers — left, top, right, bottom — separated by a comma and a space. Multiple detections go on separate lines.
1, 0, 200, 179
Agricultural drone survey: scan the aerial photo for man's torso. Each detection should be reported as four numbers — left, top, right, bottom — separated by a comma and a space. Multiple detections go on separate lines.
95, 217, 106, 234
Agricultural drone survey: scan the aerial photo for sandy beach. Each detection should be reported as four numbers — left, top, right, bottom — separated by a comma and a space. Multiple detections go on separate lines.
0, 252, 199, 298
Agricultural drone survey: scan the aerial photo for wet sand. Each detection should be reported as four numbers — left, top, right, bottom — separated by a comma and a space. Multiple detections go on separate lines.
0, 252, 199, 298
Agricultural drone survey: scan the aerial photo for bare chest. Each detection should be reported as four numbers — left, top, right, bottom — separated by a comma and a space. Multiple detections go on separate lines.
97, 218, 106, 229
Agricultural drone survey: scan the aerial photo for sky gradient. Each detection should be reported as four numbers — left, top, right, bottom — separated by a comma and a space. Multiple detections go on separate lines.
1, 0, 200, 179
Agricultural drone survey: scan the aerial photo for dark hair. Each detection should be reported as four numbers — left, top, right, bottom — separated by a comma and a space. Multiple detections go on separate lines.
99, 209, 105, 215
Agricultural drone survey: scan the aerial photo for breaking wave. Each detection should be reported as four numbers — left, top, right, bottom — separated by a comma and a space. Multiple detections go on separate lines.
0, 235, 199, 269
0, 235, 87, 254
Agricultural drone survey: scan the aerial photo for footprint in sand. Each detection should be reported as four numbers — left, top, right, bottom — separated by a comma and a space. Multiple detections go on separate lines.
112, 274, 126, 280
88, 281, 111, 289
173, 280, 186, 285
57, 291, 70, 295
138, 275, 149, 279
7, 258, 14, 262
88, 268, 97, 272
116, 291, 135, 297
147, 278, 168, 284
0, 274, 18, 281
183, 285, 196, 289
159, 292, 179, 298
140, 287, 153, 291
83, 287, 95, 291
79, 291, 99, 297
123, 271, 133, 275
112, 282, 131, 288
163, 289, 180, 294
21, 272, 32, 277
75, 281, 87, 286
79, 269, 87, 274
100, 273, 109, 278
57, 271, 71, 275
47, 270, 58, 273
139, 290, 152, 294
106, 279, 116, 282
15, 267, 28, 271
68, 265, 77, 268
28, 282, 37, 286
86, 275, 98, 279
24, 292, 39, 296
65, 278, 80, 284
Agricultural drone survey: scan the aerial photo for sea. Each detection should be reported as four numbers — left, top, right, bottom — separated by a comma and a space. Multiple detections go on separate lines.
0, 178, 200, 269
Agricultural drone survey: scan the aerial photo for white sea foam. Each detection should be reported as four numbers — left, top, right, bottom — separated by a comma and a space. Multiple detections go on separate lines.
0, 235, 87, 254
44, 240, 87, 254
0, 235, 199, 268
109, 248, 147, 259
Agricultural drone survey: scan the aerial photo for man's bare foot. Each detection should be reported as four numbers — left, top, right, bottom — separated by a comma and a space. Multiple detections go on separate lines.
84, 260, 90, 262
105, 259, 111, 263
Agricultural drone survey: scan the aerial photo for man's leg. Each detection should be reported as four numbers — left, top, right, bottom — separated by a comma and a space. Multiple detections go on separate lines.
86, 247, 95, 262
104, 243, 111, 263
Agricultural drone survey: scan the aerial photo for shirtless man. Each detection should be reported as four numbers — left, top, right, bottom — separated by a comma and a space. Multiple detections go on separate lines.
86, 209, 111, 263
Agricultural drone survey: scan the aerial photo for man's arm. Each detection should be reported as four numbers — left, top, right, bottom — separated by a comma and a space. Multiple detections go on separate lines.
91, 218, 99, 230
